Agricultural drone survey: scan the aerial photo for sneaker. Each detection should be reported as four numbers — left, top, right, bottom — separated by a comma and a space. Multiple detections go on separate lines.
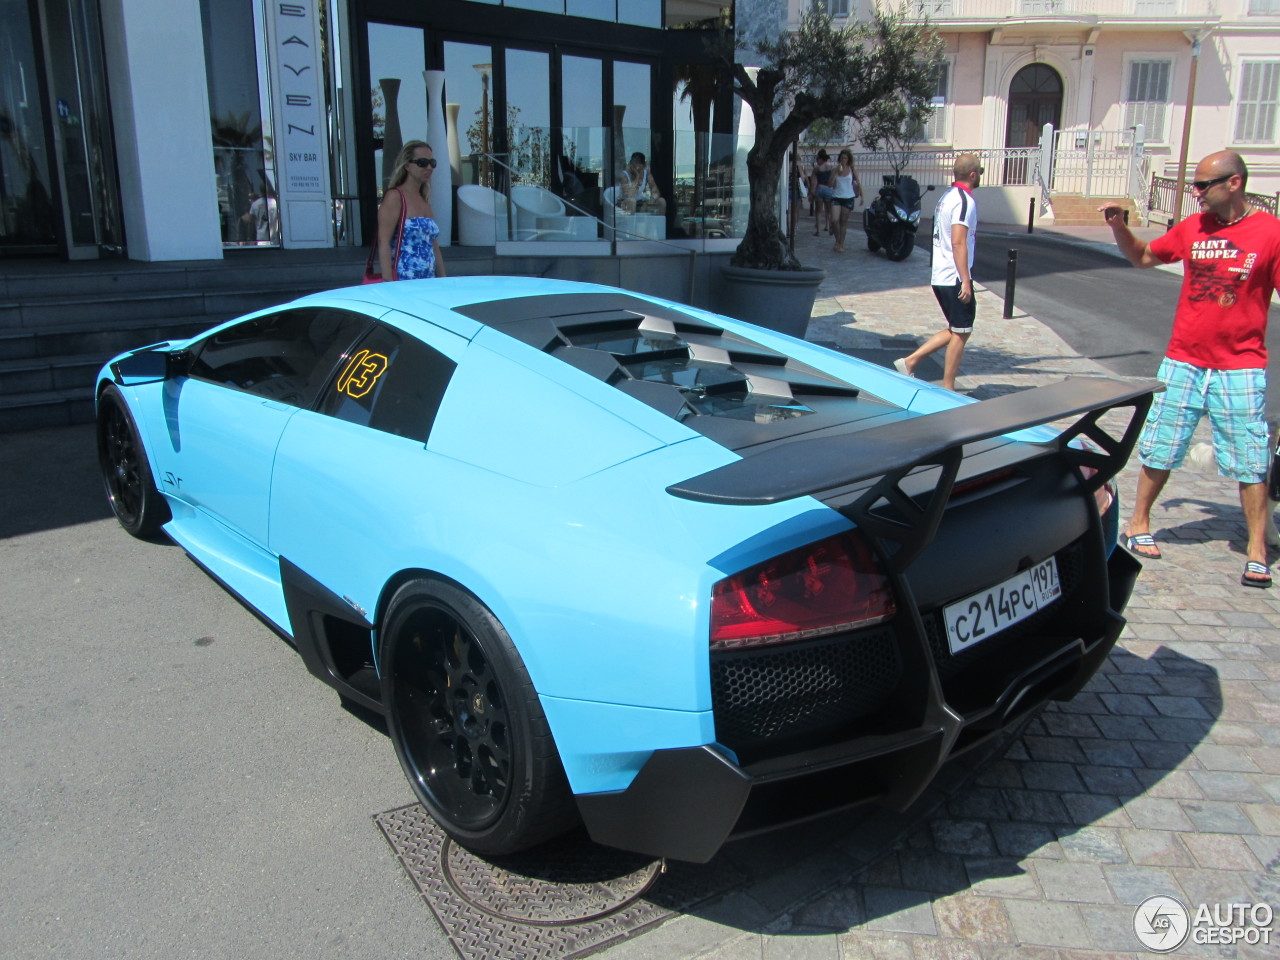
893, 358, 915, 378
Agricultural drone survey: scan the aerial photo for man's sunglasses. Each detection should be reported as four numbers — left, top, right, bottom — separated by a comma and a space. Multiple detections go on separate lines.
408, 157, 438, 168
1191, 173, 1231, 192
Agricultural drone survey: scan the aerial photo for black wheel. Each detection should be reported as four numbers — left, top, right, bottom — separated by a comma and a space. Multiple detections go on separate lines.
96, 384, 169, 539
885, 228, 915, 261
381, 578, 576, 856
863, 211, 880, 251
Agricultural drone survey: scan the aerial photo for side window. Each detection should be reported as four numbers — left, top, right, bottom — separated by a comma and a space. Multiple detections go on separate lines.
318, 323, 456, 443
188, 308, 371, 408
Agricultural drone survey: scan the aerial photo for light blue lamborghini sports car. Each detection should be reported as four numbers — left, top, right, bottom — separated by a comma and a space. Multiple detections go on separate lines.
97, 277, 1156, 863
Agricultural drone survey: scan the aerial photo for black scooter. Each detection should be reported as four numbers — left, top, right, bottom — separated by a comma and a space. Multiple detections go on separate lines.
863, 175, 932, 262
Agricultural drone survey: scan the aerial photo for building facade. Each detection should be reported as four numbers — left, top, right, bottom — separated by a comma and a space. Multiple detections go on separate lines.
3, 0, 744, 262
804, 0, 1280, 214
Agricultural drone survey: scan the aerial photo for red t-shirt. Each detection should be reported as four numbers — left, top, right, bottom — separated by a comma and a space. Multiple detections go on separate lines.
1149, 209, 1280, 369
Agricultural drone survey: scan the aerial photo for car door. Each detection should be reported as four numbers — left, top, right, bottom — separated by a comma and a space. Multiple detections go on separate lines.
150, 307, 372, 549
269, 315, 466, 613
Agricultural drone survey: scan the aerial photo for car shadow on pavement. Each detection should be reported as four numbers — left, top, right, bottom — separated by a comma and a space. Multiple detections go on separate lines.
670, 645, 1221, 946
373, 646, 1220, 959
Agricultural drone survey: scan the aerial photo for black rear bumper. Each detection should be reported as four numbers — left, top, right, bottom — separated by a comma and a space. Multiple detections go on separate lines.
576, 544, 1140, 863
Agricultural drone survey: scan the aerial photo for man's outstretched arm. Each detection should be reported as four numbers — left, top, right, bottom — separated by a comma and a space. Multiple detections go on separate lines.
1099, 203, 1164, 269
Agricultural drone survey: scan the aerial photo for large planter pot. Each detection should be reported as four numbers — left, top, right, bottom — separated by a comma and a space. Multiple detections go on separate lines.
717, 264, 826, 339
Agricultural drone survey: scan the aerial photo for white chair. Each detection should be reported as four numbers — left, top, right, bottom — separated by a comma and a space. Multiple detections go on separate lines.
510, 185, 565, 239
457, 184, 509, 246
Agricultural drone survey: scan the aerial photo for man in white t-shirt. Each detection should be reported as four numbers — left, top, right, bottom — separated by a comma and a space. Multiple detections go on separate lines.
894, 153, 983, 390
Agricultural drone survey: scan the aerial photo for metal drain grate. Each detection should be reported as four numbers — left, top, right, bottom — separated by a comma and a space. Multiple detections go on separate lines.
374, 804, 745, 960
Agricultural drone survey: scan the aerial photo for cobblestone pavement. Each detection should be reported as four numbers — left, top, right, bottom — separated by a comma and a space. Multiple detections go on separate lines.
606, 220, 1279, 960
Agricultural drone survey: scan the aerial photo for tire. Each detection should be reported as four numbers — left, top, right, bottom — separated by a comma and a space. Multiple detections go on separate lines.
885, 228, 915, 261
863, 211, 880, 252
381, 578, 576, 856
96, 384, 170, 539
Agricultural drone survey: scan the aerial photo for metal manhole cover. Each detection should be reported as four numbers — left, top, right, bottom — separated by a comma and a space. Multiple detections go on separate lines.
442, 834, 663, 926
374, 804, 744, 960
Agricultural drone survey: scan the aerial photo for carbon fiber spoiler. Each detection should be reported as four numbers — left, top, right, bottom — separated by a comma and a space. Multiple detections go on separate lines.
667, 377, 1158, 507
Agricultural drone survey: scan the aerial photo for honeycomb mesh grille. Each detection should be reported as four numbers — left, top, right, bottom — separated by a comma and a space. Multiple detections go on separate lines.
710, 626, 902, 756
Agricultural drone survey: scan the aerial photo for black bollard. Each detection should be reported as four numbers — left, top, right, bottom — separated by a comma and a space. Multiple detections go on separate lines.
1004, 249, 1018, 319
1027, 196, 1035, 234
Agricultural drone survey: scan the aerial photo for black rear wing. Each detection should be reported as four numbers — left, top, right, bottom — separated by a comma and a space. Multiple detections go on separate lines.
668, 377, 1158, 572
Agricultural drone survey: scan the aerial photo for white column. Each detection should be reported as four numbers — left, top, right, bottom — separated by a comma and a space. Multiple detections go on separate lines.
424, 70, 451, 247
98, 0, 222, 261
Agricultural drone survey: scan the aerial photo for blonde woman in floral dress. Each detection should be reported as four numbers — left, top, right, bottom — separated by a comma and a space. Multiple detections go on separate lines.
377, 140, 447, 280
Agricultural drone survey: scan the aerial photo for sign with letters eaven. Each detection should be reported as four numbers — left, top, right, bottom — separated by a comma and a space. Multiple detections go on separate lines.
268, 1, 332, 245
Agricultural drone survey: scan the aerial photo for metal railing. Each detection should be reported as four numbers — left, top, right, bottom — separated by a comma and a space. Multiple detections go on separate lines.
799, 147, 1043, 189
1148, 175, 1280, 221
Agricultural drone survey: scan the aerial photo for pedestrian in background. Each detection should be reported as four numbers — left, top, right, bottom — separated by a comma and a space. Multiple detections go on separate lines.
829, 148, 858, 253
895, 153, 982, 390
810, 149, 834, 236
1100, 150, 1280, 587
377, 140, 446, 281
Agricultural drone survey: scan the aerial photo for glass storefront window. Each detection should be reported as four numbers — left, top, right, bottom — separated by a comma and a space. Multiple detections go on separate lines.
0, 0, 57, 248
202, 0, 278, 247
367, 23, 427, 197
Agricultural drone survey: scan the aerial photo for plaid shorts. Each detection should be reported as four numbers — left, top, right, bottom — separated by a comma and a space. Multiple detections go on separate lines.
1138, 357, 1269, 483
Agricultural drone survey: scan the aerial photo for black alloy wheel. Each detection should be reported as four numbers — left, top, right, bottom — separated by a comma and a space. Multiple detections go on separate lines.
381, 578, 575, 855
96, 384, 169, 539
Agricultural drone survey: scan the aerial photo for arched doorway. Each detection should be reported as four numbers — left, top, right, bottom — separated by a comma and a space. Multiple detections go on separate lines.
1004, 64, 1062, 183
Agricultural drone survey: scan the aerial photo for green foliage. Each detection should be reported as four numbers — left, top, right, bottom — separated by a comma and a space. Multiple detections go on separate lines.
723, 5, 942, 269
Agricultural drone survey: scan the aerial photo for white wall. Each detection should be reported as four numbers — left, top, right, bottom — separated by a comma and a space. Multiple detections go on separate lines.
99, 0, 223, 261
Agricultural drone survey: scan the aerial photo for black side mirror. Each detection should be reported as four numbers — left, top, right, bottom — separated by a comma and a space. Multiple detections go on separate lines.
110, 346, 189, 385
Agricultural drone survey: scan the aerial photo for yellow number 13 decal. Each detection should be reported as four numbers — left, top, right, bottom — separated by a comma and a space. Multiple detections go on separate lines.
336, 349, 389, 398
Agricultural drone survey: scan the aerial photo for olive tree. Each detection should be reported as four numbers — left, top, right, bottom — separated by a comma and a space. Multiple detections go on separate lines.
726, 6, 941, 270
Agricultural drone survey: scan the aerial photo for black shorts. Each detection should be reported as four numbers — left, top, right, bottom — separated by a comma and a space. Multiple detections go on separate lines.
932, 281, 976, 333
831, 196, 855, 210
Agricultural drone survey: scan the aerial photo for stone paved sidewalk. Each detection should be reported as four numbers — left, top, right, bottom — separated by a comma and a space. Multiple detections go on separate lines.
604, 221, 1280, 960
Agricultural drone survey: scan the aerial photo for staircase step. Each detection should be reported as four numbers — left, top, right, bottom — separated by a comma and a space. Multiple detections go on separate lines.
0, 387, 96, 434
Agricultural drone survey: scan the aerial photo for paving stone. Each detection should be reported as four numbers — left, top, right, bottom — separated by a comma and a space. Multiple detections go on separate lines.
1079, 903, 1151, 951
1207, 722, 1265, 746
1077, 765, 1145, 798
861, 887, 938, 935
1039, 712, 1104, 738
1122, 829, 1195, 867
1180, 801, 1259, 835
1173, 869, 1262, 911
929, 820, 997, 858
1020, 761, 1088, 792
898, 851, 968, 894
1092, 714, 1159, 741
1146, 716, 1218, 743
1032, 860, 1115, 904
990, 821, 1063, 860
837, 933, 917, 960
1192, 744, 1264, 773
1180, 833, 1265, 872
1078, 738, 1143, 768
1133, 769, 1208, 800
964, 858, 1043, 899
1003, 900, 1087, 947
1103, 863, 1185, 904
945, 787, 1011, 821
1122, 796, 1198, 832
1061, 793, 1133, 828
1241, 835, 1280, 873
1097, 693, 1159, 717
910, 939, 986, 960
1106, 674, 1162, 695
1137, 739, 1205, 771
1056, 827, 1129, 864
792, 886, 865, 932
930, 894, 1013, 943
1003, 789, 1072, 825
1188, 770, 1270, 803
1024, 736, 1088, 764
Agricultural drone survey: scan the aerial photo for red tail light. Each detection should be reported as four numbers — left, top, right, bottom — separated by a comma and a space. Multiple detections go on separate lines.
710, 532, 896, 650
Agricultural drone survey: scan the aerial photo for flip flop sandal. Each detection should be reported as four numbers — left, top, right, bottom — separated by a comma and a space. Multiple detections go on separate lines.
1241, 561, 1272, 588
1124, 532, 1162, 560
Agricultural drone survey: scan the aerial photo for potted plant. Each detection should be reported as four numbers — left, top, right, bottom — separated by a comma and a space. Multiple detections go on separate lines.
715, 6, 942, 335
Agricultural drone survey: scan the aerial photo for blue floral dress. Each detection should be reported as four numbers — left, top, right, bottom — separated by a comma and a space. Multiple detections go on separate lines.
395, 216, 440, 279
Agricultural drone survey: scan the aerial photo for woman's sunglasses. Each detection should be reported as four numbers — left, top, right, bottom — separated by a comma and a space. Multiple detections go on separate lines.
408, 157, 437, 169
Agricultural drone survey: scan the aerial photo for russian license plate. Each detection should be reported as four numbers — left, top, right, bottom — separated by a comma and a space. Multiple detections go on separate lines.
943, 557, 1061, 655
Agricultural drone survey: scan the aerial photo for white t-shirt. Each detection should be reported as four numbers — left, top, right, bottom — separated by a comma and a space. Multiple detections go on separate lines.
931, 184, 977, 286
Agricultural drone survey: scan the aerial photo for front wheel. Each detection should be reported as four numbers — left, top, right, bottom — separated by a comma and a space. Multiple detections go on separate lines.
381, 578, 576, 856
885, 227, 915, 261
96, 384, 169, 539
863, 211, 881, 252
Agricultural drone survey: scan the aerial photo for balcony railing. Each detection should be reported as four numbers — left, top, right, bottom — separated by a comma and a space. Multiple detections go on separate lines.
895, 0, 1224, 18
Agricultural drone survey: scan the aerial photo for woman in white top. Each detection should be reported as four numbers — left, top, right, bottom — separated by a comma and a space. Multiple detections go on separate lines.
829, 149, 861, 253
